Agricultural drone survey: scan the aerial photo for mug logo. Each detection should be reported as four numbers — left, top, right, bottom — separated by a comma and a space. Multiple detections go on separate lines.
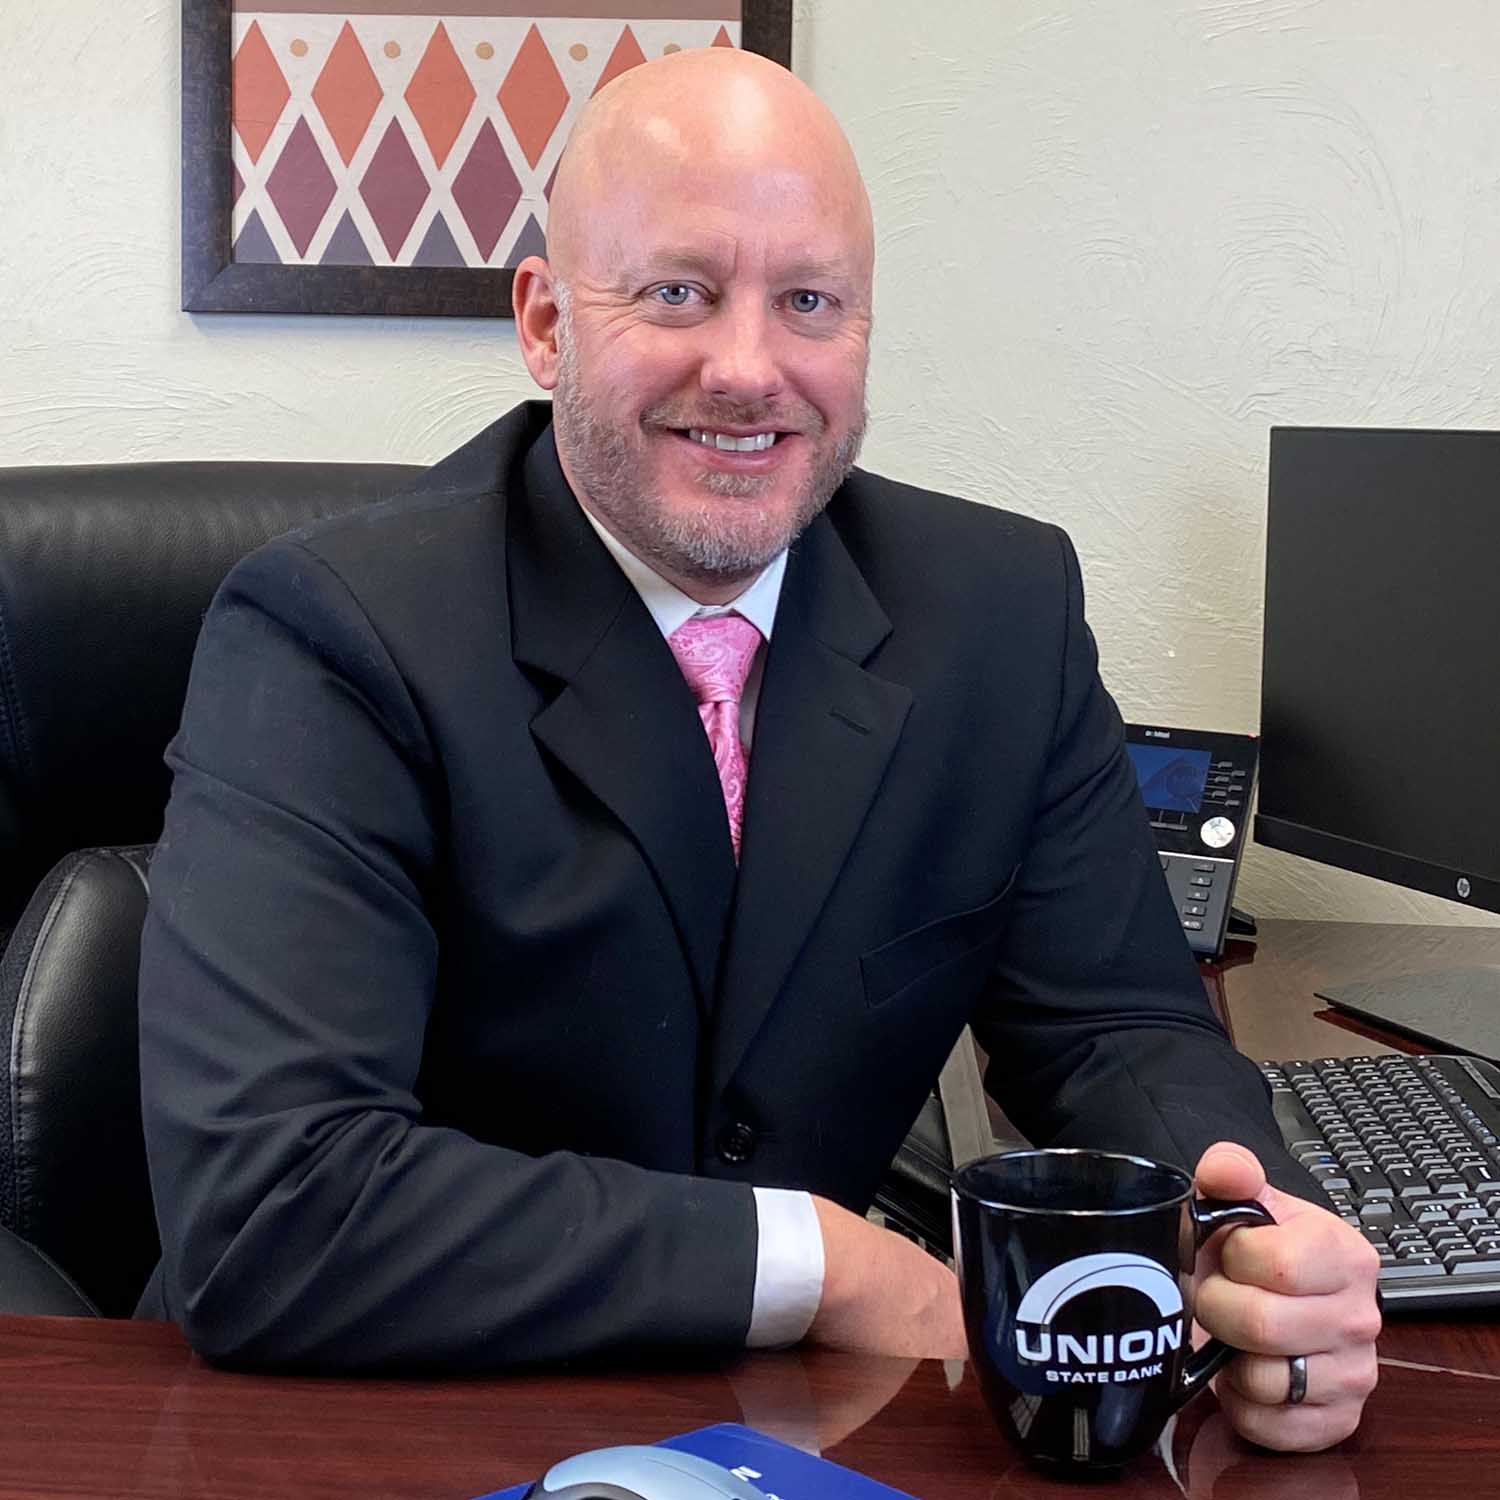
1012, 1252, 1184, 1386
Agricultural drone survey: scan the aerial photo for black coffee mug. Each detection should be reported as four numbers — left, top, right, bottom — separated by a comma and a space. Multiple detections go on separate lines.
951, 1148, 1274, 1473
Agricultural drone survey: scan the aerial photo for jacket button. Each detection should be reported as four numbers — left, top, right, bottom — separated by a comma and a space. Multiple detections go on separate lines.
716, 1121, 757, 1165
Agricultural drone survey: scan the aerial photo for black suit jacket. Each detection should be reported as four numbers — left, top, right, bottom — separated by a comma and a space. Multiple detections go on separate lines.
137, 402, 1300, 1370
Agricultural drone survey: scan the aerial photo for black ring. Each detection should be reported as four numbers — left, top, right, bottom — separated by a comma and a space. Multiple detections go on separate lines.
1287, 1353, 1309, 1405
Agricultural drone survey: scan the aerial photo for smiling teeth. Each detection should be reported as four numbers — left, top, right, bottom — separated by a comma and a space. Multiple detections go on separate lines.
688, 428, 778, 452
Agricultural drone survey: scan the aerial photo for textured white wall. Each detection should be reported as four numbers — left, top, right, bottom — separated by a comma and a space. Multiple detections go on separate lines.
2, 0, 1496, 925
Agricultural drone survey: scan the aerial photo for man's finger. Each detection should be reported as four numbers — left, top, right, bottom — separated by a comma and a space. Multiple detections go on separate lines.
1194, 1141, 1268, 1204
1215, 1382, 1364, 1453
1219, 1347, 1379, 1409
1218, 1219, 1368, 1297
1192, 1278, 1352, 1355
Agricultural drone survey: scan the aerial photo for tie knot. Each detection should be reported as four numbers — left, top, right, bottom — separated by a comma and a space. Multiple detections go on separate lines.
668, 613, 762, 707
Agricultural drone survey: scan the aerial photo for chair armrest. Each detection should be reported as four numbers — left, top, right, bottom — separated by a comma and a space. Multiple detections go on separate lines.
0, 1223, 99, 1316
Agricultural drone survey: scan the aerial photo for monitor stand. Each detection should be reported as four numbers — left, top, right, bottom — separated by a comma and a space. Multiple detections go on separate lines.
1319, 966, 1500, 1064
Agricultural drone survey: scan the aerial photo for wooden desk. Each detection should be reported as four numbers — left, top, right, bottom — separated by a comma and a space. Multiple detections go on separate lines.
1, 920, 1497, 1500
1207, 917, 1500, 1061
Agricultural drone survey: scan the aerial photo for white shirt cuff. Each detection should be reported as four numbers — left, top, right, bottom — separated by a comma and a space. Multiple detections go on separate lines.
746, 1187, 825, 1348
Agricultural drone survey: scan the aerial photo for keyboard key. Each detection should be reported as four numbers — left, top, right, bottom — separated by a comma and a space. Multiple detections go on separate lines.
1350, 1158, 1392, 1194
1311, 1166, 1352, 1190
1387, 1167, 1430, 1198
1448, 1256, 1500, 1276
1380, 1259, 1443, 1279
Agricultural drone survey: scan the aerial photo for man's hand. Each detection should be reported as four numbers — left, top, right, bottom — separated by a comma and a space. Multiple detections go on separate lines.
804, 1196, 966, 1359
1192, 1142, 1381, 1452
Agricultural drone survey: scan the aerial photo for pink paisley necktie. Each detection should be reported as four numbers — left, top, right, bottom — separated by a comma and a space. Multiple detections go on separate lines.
667, 613, 763, 862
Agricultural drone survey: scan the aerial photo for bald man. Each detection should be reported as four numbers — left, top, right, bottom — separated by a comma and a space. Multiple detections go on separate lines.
138, 50, 1377, 1449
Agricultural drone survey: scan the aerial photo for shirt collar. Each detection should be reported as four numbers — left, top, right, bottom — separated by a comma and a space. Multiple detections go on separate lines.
575, 497, 785, 642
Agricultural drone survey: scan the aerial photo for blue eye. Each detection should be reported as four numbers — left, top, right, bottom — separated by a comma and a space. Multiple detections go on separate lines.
788, 290, 826, 314
655, 284, 694, 306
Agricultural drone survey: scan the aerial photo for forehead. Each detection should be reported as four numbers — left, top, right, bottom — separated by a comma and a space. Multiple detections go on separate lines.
581, 152, 871, 287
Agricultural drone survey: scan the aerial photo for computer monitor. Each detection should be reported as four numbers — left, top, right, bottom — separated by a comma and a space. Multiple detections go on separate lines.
1256, 426, 1500, 1057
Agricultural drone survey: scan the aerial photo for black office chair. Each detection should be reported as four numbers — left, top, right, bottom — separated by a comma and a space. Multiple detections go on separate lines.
0, 460, 420, 1315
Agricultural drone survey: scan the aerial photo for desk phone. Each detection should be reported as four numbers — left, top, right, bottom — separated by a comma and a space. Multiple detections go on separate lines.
1123, 723, 1258, 959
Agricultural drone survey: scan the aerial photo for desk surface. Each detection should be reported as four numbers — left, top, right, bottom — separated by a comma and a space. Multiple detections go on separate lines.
4, 919, 1499, 1500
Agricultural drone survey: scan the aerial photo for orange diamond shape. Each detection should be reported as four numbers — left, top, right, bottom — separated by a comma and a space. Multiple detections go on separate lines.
405, 22, 476, 169
313, 22, 384, 166
591, 26, 647, 97
499, 24, 569, 171
233, 20, 290, 165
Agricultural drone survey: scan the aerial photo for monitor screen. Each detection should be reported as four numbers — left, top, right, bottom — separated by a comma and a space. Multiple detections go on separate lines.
1256, 427, 1500, 916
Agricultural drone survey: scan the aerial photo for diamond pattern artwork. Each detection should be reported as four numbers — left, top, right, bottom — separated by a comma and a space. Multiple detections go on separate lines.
361, 117, 431, 257
231, 7, 745, 269
405, 23, 476, 169
499, 24, 570, 171
591, 27, 648, 98
313, 22, 383, 166
233, 20, 291, 165
266, 115, 338, 256
452, 120, 522, 261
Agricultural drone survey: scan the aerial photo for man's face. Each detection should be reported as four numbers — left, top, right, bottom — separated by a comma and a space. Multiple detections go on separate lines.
548, 153, 872, 592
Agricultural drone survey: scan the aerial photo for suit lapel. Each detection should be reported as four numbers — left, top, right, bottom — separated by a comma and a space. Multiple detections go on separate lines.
710, 510, 912, 1095
508, 429, 737, 1011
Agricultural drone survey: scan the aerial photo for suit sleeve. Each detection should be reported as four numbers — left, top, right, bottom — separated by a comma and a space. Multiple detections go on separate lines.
138, 538, 758, 1372
970, 528, 1321, 1204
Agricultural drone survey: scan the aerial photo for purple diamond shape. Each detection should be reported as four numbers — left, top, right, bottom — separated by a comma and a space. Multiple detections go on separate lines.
360, 119, 431, 259
504, 213, 546, 269
321, 210, 373, 267
233, 209, 281, 265
411, 213, 465, 267
264, 115, 336, 259
451, 120, 521, 262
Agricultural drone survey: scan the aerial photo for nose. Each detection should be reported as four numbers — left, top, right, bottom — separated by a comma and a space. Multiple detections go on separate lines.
698, 299, 784, 406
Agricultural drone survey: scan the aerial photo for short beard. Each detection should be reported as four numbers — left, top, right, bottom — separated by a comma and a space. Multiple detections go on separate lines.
550, 290, 867, 587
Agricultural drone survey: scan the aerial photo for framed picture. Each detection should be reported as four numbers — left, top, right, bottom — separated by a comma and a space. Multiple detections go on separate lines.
182, 1, 793, 316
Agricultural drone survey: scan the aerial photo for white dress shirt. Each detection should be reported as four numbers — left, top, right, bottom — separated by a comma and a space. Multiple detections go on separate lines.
576, 501, 825, 1349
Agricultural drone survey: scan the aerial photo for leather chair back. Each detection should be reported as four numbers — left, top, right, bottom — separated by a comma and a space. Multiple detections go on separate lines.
0, 462, 420, 941
0, 460, 421, 1313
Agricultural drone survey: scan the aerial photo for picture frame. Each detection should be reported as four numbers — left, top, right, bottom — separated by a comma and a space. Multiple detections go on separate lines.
181, 1, 793, 316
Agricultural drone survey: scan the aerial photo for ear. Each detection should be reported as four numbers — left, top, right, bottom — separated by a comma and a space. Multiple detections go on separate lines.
512, 255, 562, 391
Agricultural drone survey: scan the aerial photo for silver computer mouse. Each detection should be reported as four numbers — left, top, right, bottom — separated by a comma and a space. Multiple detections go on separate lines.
523, 1444, 770, 1500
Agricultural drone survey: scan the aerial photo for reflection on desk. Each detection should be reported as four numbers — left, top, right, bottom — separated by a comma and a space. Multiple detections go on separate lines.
0, 1312, 1495, 1500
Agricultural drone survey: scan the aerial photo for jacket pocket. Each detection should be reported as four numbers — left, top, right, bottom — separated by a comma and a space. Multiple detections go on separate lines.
860, 865, 1020, 1010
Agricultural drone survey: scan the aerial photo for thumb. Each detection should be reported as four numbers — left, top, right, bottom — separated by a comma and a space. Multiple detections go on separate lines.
1193, 1141, 1268, 1203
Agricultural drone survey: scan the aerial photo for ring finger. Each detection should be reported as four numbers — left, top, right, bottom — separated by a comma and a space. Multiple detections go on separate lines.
1221, 1348, 1376, 1408
1222, 1352, 1321, 1407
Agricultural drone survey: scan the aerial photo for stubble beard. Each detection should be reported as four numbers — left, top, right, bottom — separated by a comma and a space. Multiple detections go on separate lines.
550, 296, 868, 588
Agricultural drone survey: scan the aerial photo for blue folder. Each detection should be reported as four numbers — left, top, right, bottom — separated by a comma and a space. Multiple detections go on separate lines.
475, 1421, 919, 1500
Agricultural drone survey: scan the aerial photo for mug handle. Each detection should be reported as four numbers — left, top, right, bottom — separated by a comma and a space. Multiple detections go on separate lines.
1175, 1196, 1277, 1405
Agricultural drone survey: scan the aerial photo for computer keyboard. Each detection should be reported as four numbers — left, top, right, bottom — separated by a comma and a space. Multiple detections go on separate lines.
1261, 1053, 1500, 1310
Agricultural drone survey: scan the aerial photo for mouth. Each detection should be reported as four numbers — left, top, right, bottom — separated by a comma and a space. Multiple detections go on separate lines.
655, 423, 800, 476
683, 426, 786, 453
